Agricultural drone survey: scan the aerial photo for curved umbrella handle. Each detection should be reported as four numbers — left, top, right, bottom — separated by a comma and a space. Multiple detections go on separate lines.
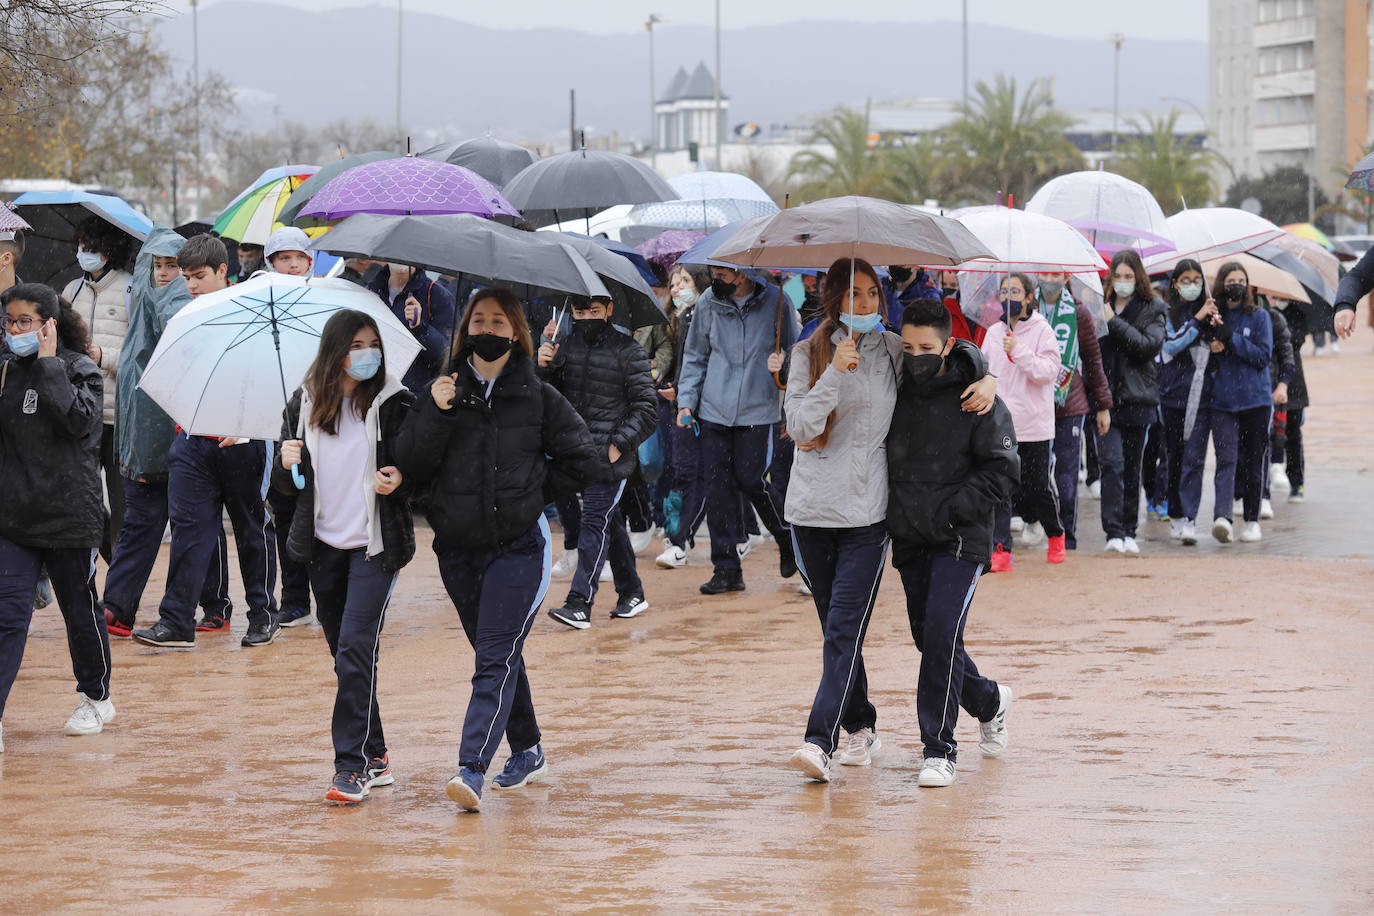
291, 464, 306, 490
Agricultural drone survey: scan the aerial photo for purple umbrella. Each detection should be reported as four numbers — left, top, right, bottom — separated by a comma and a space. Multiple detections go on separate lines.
1, 202, 32, 234
635, 229, 706, 269
299, 157, 521, 221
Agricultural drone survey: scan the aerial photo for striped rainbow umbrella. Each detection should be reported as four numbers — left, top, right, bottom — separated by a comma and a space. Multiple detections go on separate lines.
1281, 222, 1334, 251
213, 167, 320, 245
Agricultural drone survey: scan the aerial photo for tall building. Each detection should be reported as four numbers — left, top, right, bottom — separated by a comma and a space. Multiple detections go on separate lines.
1210, 0, 1372, 209
655, 63, 728, 154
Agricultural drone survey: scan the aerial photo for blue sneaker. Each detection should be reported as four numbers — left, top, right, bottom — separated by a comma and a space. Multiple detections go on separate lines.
277, 606, 312, 628
445, 766, 483, 811
1146, 502, 1161, 521
492, 745, 548, 789
1156, 502, 1171, 522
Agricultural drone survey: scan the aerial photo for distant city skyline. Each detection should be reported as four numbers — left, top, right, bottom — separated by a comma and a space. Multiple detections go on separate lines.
189, 0, 1207, 42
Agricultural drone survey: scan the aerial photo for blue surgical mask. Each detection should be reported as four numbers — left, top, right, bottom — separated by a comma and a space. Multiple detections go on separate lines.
5, 331, 39, 357
1177, 283, 1202, 302
344, 347, 381, 381
839, 311, 884, 334
77, 249, 107, 274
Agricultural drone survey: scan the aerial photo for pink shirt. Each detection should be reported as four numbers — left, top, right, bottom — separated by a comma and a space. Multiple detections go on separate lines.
981, 311, 1060, 443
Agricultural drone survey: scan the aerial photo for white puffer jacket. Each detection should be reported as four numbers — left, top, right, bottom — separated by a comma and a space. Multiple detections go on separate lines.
64, 268, 132, 425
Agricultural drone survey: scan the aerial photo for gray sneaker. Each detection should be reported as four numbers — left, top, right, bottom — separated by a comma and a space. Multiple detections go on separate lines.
787, 743, 832, 782
835, 727, 881, 766
979, 685, 1013, 757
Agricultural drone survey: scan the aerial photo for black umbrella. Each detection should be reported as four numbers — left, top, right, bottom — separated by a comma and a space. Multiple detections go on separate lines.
278, 151, 398, 227
551, 232, 666, 328
417, 137, 537, 188
175, 217, 214, 239
502, 148, 679, 229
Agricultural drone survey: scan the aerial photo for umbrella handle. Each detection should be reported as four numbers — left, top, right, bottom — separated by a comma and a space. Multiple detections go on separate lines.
291, 465, 306, 490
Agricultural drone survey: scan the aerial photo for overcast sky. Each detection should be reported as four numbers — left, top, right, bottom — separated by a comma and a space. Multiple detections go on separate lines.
191, 0, 1207, 42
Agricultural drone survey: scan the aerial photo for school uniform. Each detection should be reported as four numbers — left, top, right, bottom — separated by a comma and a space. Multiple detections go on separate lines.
393, 352, 604, 773
1096, 295, 1166, 541
0, 346, 111, 718
274, 378, 415, 776
886, 364, 1020, 761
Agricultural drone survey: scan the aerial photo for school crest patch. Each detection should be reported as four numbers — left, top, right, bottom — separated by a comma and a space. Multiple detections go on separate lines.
21, 389, 37, 415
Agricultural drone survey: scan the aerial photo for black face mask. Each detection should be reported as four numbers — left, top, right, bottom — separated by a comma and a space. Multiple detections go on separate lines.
941, 286, 958, 300
574, 317, 608, 342
1224, 283, 1247, 302
710, 277, 738, 299
888, 266, 913, 284
903, 352, 944, 385
465, 332, 514, 362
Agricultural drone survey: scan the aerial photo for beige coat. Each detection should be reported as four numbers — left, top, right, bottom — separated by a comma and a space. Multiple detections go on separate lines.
64, 268, 132, 425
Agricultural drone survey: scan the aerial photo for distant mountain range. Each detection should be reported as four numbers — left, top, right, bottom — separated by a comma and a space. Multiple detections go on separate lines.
154, 2, 1207, 148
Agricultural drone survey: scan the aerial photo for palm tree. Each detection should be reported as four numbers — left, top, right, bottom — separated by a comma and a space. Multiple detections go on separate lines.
876, 133, 955, 205
787, 106, 892, 201
1116, 110, 1216, 210
943, 75, 1083, 205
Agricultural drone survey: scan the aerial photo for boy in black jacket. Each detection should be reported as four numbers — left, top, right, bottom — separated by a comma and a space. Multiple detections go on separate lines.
886, 300, 1020, 788
537, 295, 658, 629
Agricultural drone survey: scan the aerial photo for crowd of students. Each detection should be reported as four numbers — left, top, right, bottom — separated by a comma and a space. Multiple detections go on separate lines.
0, 213, 1364, 807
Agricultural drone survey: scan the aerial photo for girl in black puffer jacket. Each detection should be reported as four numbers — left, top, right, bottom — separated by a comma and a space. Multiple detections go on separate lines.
0, 283, 113, 750
393, 287, 605, 813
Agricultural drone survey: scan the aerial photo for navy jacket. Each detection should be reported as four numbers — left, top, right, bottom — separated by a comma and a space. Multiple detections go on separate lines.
1207, 305, 1273, 412
367, 268, 456, 393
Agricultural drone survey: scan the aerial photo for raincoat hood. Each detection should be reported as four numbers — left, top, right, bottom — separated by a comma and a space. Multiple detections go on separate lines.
265, 226, 314, 270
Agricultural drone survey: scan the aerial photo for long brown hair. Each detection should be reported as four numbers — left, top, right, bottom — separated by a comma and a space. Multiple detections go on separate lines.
1213, 261, 1257, 313
1106, 249, 1153, 305
799, 256, 883, 449
304, 309, 385, 435
451, 287, 533, 365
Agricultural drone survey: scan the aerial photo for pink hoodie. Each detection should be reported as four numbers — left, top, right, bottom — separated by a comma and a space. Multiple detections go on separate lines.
980, 310, 1060, 443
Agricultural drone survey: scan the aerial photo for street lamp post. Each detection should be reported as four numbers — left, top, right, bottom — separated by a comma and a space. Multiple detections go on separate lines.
714, 0, 722, 168
962, 0, 969, 108
1109, 33, 1125, 154
646, 14, 665, 168
395, 0, 403, 150
191, 0, 200, 216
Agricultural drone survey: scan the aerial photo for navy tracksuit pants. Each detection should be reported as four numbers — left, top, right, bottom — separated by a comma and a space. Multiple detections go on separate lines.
793, 523, 887, 755
268, 488, 312, 614
1052, 416, 1086, 549
101, 476, 230, 627
568, 481, 641, 607
994, 440, 1063, 553
155, 433, 277, 639
701, 420, 790, 572
436, 519, 551, 773
309, 542, 397, 775
1095, 423, 1150, 540
894, 548, 1001, 762
667, 420, 707, 550
0, 535, 111, 718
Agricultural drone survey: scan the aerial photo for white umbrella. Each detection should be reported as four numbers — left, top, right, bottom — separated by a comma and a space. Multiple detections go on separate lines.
1144, 208, 1286, 272
628, 170, 780, 231
1025, 170, 1174, 258
138, 274, 423, 441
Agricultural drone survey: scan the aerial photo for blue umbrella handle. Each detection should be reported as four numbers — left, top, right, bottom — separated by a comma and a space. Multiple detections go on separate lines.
291, 464, 306, 490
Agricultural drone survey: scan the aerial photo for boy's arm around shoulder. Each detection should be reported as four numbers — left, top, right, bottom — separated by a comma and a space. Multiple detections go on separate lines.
943, 396, 1021, 525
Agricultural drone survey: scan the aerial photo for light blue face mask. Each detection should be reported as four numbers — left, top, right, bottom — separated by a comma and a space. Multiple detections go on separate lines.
344, 347, 382, 381
77, 249, 107, 274
6, 331, 40, 357
839, 311, 884, 334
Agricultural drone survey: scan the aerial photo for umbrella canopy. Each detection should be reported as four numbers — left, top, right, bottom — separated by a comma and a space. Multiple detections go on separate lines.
309, 212, 609, 300
278, 151, 398, 227
1201, 252, 1309, 304
212, 169, 319, 245
676, 221, 755, 268
709, 196, 992, 269
952, 206, 1109, 274
502, 149, 679, 228
551, 233, 666, 327
299, 157, 520, 221
1249, 232, 1340, 303
11, 190, 155, 286
1281, 222, 1334, 250
1, 201, 32, 233
1025, 170, 1173, 258
138, 274, 423, 441
627, 170, 780, 232
635, 229, 707, 268
1144, 208, 1286, 271
1344, 150, 1374, 191
417, 137, 537, 188
556, 231, 658, 286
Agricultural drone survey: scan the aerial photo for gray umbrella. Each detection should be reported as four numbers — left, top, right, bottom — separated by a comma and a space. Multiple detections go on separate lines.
549, 232, 667, 328
502, 149, 679, 228
417, 137, 537, 188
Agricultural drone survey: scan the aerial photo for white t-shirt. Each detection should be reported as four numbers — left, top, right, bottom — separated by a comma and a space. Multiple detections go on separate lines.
313, 397, 370, 550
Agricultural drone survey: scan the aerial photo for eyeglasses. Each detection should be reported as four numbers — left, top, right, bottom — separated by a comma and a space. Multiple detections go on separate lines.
1, 315, 39, 331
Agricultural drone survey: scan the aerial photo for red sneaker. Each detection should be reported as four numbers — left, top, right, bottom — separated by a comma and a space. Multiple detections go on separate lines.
989, 546, 1014, 573
1046, 535, 1067, 564
104, 606, 134, 638
196, 616, 230, 633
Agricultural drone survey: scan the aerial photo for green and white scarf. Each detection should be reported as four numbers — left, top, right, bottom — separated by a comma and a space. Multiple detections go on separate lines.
1041, 289, 1080, 407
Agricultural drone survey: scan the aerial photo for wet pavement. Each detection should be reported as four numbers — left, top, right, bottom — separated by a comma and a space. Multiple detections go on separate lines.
2, 332, 1372, 912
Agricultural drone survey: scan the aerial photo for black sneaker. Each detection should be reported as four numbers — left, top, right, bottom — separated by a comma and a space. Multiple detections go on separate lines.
277, 606, 312, 628
325, 771, 369, 805
610, 594, 650, 619
779, 544, 798, 579
548, 598, 592, 630
241, 617, 281, 647
132, 620, 195, 648
365, 754, 395, 788
699, 569, 745, 595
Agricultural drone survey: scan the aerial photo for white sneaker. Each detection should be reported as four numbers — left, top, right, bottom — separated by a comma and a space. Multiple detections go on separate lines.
655, 545, 687, 568
1314, 344, 1327, 357
1259, 498, 1274, 520
917, 757, 957, 787
1270, 463, 1290, 493
1122, 536, 1141, 555
1239, 521, 1263, 543
737, 533, 765, 560
1212, 517, 1233, 543
979, 684, 1013, 757
551, 549, 578, 580
1180, 520, 1198, 546
1010, 515, 1025, 534
1169, 518, 1187, 541
787, 743, 832, 782
1088, 480, 1101, 499
63, 694, 115, 736
1331, 340, 1341, 354
1019, 521, 1045, 547
599, 564, 612, 582
835, 728, 881, 767
629, 529, 654, 555
798, 581, 812, 597
1104, 538, 1125, 553
0, 720, 5, 752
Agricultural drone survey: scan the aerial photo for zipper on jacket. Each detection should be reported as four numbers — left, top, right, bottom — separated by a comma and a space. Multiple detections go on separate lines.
956, 535, 963, 560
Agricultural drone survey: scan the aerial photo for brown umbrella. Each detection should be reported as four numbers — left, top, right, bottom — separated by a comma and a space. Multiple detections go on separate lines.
1202, 252, 1309, 304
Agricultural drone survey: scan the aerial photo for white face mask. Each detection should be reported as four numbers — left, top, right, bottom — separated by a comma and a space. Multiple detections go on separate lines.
672, 288, 698, 309
1112, 280, 1136, 299
77, 249, 107, 273
1177, 283, 1202, 302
